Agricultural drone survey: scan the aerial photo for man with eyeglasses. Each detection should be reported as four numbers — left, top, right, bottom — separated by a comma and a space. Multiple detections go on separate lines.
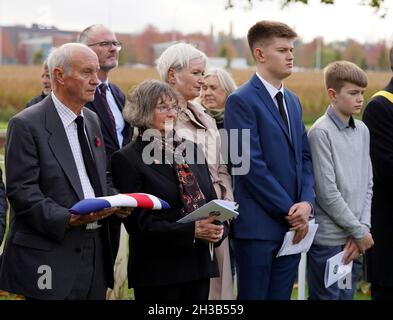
78, 24, 132, 168
78, 25, 132, 300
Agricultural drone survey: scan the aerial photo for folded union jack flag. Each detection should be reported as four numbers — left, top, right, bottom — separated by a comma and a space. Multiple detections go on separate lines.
69, 193, 170, 215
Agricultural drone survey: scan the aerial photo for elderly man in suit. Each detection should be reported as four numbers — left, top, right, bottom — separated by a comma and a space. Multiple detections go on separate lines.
0, 43, 130, 300
224, 20, 315, 300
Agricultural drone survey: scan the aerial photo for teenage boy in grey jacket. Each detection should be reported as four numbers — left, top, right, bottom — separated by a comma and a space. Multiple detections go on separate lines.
307, 61, 374, 300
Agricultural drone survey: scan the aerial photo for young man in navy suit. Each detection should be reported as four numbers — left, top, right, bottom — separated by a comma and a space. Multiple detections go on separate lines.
224, 20, 315, 300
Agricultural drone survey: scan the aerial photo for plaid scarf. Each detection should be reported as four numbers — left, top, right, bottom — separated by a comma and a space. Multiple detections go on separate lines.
155, 135, 206, 216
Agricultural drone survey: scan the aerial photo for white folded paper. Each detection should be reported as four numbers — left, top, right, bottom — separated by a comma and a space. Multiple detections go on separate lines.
176, 199, 239, 224
276, 220, 318, 257
324, 251, 353, 288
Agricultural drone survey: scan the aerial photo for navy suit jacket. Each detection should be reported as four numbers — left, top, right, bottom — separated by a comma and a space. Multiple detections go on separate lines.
224, 73, 315, 242
85, 83, 132, 167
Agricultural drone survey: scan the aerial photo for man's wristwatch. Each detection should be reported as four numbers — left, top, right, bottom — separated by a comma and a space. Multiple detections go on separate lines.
307, 201, 315, 219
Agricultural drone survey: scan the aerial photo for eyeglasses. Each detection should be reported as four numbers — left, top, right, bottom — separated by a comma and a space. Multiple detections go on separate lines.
87, 41, 122, 51
156, 105, 181, 113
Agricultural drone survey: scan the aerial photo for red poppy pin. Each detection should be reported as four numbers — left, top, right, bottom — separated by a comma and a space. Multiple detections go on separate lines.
94, 136, 102, 148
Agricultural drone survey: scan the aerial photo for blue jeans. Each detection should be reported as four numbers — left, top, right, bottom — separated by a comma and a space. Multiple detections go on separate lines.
307, 244, 362, 300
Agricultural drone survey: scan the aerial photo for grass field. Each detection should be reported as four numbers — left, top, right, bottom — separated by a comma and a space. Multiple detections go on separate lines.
0, 65, 391, 123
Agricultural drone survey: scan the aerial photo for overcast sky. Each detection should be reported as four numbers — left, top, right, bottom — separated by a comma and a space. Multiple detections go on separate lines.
1, 0, 392, 44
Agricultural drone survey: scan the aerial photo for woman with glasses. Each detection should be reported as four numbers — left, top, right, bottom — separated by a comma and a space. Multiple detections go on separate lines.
111, 80, 227, 300
156, 43, 234, 300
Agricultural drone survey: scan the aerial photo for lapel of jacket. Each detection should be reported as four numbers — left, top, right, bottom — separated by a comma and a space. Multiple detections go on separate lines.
89, 89, 119, 145
187, 102, 209, 129
251, 74, 293, 148
284, 89, 300, 151
83, 110, 107, 195
45, 97, 84, 200
108, 83, 124, 112
110, 83, 131, 147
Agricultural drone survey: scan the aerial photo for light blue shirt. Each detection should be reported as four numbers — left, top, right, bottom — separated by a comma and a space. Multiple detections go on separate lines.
98, 80, 125, 147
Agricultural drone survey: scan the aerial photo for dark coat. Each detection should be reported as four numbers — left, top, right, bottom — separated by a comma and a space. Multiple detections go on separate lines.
363, 77, 393, 287
85, 83, 132, 258
85, 83, 132, 167
25, 92, 47, 109
111, 136, 225, 288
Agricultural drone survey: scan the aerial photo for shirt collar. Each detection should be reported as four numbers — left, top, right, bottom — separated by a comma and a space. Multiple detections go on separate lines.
98, 79, 110, 93
327, 105, 356, 130
256, 72, 285, 100
51, 92, 84, 127
98, 79, 109, 87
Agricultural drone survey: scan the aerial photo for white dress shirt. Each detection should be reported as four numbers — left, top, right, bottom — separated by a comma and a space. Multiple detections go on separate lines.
52, 92, 100, 229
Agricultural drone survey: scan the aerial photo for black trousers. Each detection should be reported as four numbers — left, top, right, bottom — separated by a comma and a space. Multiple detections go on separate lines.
134, 278, 210, 301
25, 229, 107, 300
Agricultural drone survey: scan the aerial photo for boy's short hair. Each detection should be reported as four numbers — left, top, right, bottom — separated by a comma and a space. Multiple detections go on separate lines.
247, 20, 297, 55
324, 61, 368, 92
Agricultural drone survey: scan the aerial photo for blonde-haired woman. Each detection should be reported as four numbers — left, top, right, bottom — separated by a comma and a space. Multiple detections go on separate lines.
157, 43, 234, 300
200, 68, 237, 129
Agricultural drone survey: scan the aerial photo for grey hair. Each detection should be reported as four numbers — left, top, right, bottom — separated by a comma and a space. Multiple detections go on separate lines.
204, 68, 237, 96
77, 24, 106, 44
124, 80, 178, 129
156, 42, 207, 82
47, 43, 93, 87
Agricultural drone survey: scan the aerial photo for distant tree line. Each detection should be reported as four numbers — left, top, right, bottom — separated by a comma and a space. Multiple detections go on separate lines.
225, 0, 385, 10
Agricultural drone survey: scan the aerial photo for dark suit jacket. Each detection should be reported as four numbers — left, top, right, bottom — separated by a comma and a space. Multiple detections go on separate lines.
85, 83, 131, 261
111, 136, 224, 288
224, 73, 315, 242
363, 77, 393, 287
0, 96, 116, 299
85, 83, 131, 167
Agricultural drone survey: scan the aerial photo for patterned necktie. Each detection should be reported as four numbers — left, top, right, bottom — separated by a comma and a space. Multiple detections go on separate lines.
99, 83, 117, 141
275, 91, 289, 131
75, 116, 103, 197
